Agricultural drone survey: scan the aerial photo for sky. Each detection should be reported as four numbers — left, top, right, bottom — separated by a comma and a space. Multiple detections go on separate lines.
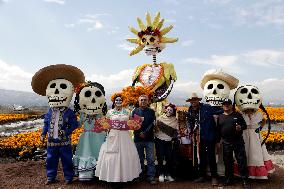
0, 0, 283, 104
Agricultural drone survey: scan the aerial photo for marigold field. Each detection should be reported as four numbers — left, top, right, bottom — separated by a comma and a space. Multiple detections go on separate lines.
177, 106, 284, 123
0, 114, 39, 124
0, 107, 284, 158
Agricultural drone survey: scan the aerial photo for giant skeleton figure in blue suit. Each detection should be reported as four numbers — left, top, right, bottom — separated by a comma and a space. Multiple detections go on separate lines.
31, 64, 85, 185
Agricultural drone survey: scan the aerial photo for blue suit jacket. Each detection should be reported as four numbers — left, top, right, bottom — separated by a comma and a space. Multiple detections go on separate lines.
42, 107, 78, 143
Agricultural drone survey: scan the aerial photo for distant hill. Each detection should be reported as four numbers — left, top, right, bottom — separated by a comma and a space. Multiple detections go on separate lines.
0, 88, 282, 108
0, 89, 47, 107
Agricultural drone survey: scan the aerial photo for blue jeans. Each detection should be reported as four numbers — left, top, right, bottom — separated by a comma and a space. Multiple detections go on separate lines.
46, 145, 74, 181
135, 141, 156, 180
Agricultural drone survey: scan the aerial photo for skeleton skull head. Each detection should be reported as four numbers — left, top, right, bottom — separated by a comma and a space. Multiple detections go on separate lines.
234, 85, 262, 111
203, 79, 230, 106
46, 79, 74, 107
79, 85, 106, 115
141, 35, 165, 56
141, 35, 159, 46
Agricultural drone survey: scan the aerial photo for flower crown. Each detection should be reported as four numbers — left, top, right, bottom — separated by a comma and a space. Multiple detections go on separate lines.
111, 92, 124, 103
74, 81, 92, 94
165, 103, 177, 110
127, 12, 178, 56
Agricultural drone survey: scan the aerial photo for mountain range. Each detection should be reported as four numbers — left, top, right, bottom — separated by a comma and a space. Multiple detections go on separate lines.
0, 88, 282, 107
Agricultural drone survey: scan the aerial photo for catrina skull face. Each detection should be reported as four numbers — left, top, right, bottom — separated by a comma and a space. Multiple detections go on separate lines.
79, 86, 106, 115
165, 106, 174, 117
203, 79, 230, 106
235, 85, 262, 111
46, 79, 74, 107
141, 35, 165, 56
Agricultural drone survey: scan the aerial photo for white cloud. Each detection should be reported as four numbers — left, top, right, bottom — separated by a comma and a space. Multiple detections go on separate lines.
87, 69, 134, 91
184, 49, 284, 74
184, 55, 238, 67
118, 43, 134, 51
234, 1, 284, 26
78, 14, 105, 31
86, 21, 103, 31
181, 39, 194, 47
65, 14, 111, 31
0, 60, 283, 104
242, 49, 284, 67
173, 80, 202, 93
0, 59, 33, 91
44, 0, 65, 5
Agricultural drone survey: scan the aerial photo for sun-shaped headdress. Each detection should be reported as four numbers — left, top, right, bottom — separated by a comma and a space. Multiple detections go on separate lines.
127, 12, 178, 56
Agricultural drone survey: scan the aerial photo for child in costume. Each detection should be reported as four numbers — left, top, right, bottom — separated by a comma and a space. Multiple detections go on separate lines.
95, 93, 142, 183
31, 64, 85, 185
235, 85, 275, 179
73, 81, 107, 181
155, 103, 178, 182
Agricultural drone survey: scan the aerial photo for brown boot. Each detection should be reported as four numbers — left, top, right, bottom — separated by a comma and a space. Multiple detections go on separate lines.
211, 178, 218, 186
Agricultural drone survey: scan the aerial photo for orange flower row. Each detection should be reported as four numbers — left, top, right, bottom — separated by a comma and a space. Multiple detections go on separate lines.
177, 107, 284, 122
0, 127, 283, 157
261, 131, 284, 143
0, 127, 84, 157
264, 107, 284, 122
0, 114, 39, 124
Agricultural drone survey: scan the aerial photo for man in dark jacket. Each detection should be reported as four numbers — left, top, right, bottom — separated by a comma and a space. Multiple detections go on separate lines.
217, 99, 249, 189
132, 94, 156, 184
187, 92, 223, 186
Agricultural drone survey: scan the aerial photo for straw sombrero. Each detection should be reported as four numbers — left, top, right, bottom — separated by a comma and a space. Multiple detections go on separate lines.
31, 64, 85, 96
200, 69, 239, 90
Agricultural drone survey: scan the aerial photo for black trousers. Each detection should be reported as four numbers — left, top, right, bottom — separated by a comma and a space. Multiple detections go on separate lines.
222, 139, 248, 180
199, 140, 218, 178
155, 138, 172, 176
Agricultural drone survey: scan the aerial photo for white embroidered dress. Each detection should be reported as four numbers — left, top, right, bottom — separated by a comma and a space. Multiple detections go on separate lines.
241, 112, 275, 179
95, 108, 141, 182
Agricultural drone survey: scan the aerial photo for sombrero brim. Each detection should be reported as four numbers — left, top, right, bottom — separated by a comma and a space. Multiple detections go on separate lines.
186, 97, 202, 102
200, 72, 239, 90
31, 64, 85, 96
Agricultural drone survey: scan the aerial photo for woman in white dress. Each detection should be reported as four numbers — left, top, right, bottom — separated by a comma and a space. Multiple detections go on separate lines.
95, 94, 142, 183
241, 108, 275, 179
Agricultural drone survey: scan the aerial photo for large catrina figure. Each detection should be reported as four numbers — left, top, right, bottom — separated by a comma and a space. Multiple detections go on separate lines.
31, 64, 85, 185
127, 12, 177, 115
234, 85, 274, 179
73, 81, 107, 181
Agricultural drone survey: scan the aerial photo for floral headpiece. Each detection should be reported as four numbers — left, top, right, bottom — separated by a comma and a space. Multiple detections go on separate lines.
74, 81, 92, 94
127, 12, 178, 56
111, 92, 124, 103
165, 103, 177, 110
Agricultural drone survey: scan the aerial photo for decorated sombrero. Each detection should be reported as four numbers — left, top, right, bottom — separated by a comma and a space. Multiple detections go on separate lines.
200, 69, 239, 90
31, 64, 85, 96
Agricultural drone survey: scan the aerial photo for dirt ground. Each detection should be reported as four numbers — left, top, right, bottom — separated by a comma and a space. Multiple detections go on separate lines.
0, 159, 283, 189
